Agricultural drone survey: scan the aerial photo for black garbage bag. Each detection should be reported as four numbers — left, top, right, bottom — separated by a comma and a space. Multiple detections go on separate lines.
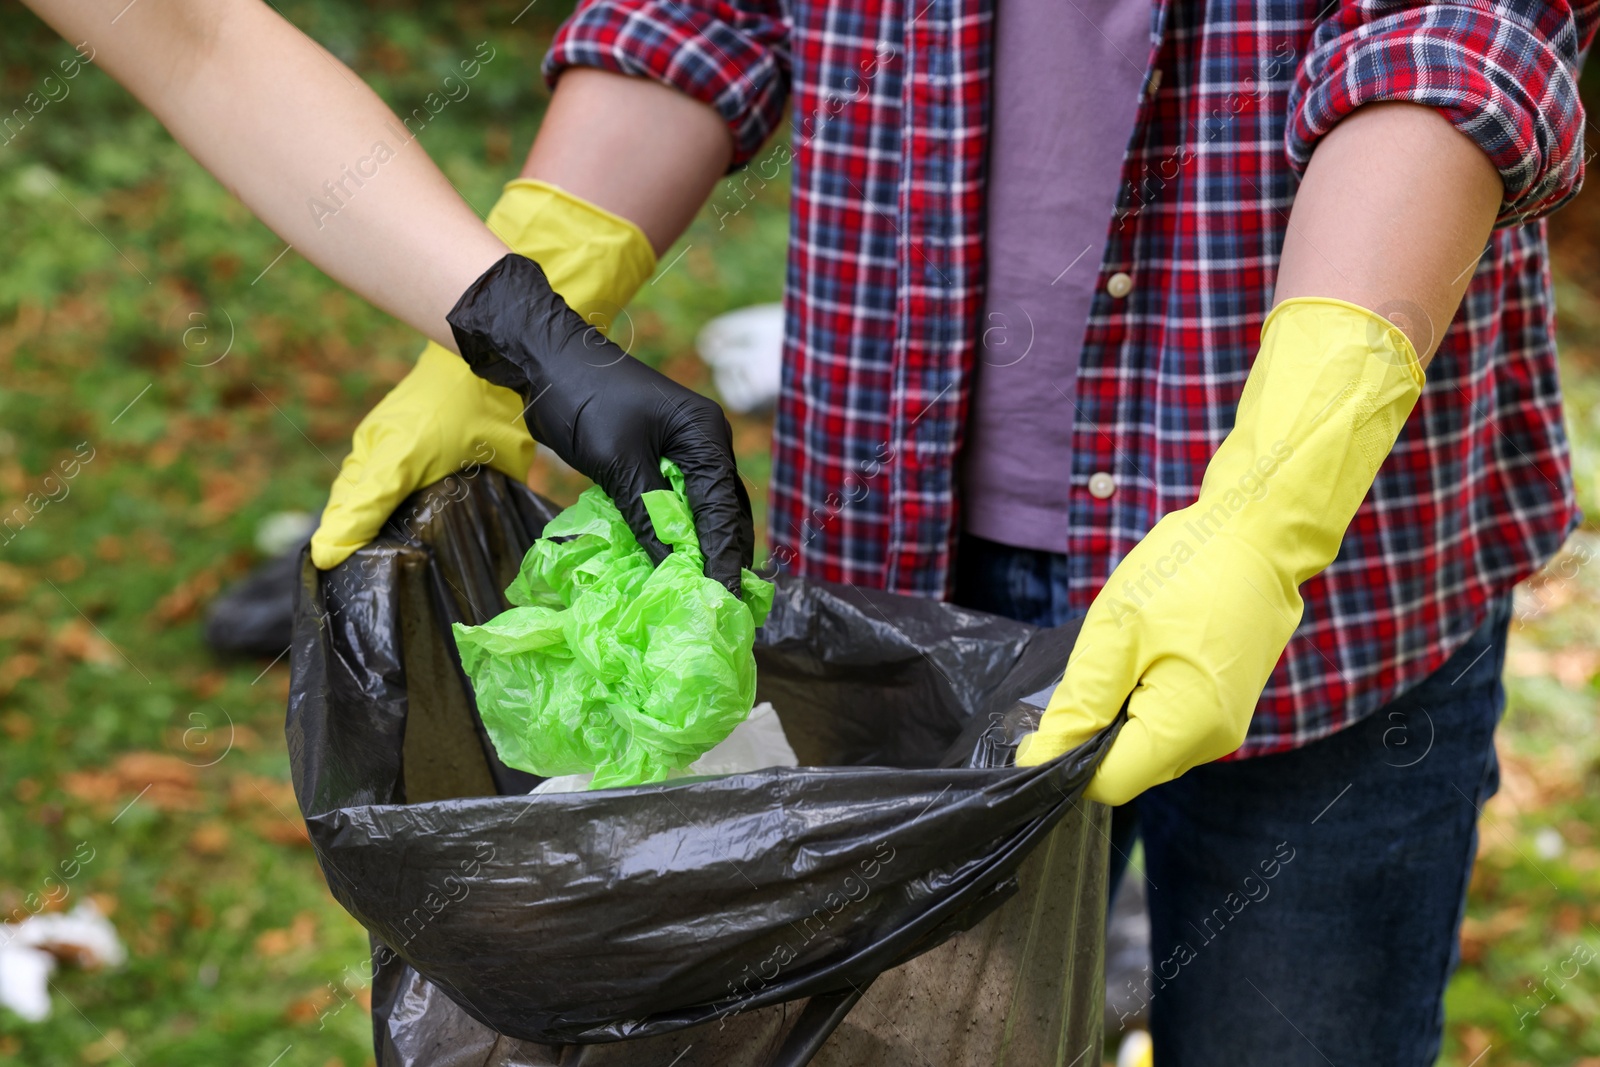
205, 541, 306, 657
287, 471, 1113, 1058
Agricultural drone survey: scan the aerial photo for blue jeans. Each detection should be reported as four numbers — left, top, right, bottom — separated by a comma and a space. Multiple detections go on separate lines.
953, 533, 1511, 1065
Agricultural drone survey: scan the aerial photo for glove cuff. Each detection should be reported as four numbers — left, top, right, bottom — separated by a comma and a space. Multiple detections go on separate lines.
1258, 297, 1423, 390
485, 179, 657, 329
1194, 296, 1425, 582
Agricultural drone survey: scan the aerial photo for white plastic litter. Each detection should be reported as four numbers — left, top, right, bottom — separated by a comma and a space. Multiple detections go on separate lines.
694, 303, 784, 415
0, 943, 53, 1022
530, 701, 797, 795
254, 510, 318, 557
0, 901, 125, 1022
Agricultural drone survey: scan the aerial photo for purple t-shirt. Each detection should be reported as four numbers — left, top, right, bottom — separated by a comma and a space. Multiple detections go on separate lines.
961, 0, 1150, 553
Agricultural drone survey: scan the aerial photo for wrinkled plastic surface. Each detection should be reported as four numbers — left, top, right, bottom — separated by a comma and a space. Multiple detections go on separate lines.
287, 470, 1113, 1058
530, 701, 797, 794
453, 460, 773, 788
367, 794, 1109, 1067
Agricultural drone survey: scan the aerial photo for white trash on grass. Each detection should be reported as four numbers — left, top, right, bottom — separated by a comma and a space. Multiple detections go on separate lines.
0, 901, 125, 1022
694, 304, 784, 415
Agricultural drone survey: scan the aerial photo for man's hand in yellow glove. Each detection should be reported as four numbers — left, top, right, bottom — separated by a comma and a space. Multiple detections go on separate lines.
1015, 299, 1425, 805
310, 180, 657, 570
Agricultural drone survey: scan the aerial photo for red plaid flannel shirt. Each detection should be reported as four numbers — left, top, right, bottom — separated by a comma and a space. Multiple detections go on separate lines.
547, 1, 1595, 756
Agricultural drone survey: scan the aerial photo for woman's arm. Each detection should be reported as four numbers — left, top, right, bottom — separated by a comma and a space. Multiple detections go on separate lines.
22, 0, 508, 350
520, 67, 733, 255
1274, 101, 1503, 364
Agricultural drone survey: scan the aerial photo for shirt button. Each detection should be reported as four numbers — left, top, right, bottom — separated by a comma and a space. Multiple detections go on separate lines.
1146, 69, 1163, 98
1106, 272, 1133, 299
1088, 472, 1117, 499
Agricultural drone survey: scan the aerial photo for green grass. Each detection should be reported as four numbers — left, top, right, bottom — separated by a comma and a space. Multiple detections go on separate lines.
1, 4, 1597, 1065
0, 5, 783, 1064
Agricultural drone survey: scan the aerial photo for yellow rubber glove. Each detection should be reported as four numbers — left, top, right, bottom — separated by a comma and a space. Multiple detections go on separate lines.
1015, 299, 1424, 805
310, 180, 657, 569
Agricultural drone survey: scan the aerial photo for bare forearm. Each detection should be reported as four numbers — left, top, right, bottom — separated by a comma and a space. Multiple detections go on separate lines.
1274, 102, 1502, 366
521, 68, 733, 255
23, 0, 507, 349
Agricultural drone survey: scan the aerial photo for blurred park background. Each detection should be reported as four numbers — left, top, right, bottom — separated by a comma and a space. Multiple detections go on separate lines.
0, 3, 1597, 1064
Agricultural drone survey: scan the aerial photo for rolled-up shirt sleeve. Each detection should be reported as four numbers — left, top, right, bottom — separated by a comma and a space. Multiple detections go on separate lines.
544, 0, 792, 168
1287, 1, 1599, 225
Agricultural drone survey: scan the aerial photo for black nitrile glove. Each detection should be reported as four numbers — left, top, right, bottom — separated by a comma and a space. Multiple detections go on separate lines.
448, 254, 754, 595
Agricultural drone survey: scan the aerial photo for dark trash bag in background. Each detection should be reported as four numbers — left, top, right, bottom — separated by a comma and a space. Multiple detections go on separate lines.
287, 471, 1113, 1065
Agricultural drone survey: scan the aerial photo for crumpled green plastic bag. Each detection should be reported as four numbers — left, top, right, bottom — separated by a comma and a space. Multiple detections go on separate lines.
452, 460, 774, 789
